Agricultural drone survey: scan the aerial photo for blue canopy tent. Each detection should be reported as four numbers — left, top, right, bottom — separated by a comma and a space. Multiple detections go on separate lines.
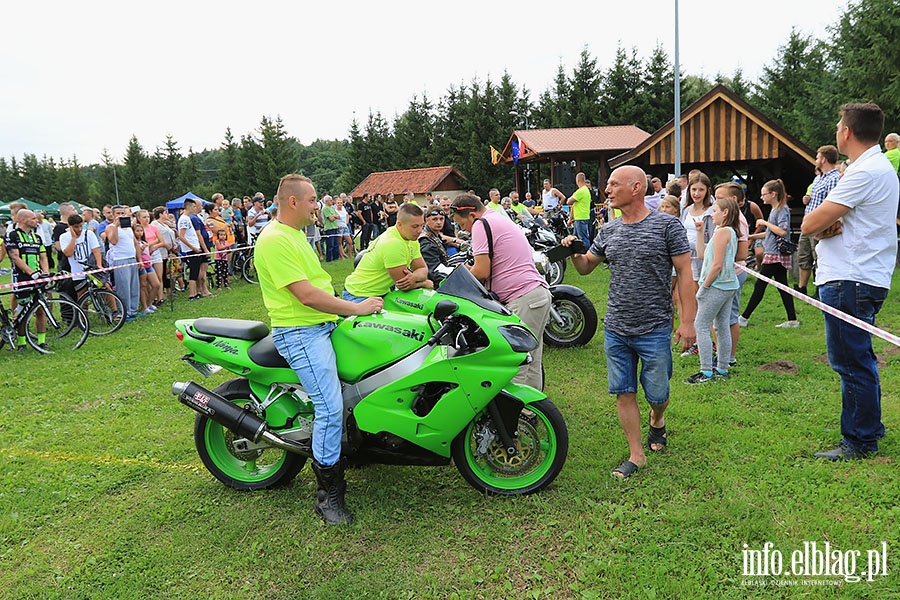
165, 191, 206, 211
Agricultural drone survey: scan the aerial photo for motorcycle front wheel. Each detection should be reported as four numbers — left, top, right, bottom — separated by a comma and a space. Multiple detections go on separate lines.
451, 399, 568, 495
544, 259, 566, 286
194, 379, 306, 490
543, 291, 598, 348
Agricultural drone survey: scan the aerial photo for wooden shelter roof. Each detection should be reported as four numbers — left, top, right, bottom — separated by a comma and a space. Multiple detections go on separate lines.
499, 126, 651, 163
349, 166, 467, 199
610, 84, 816, 169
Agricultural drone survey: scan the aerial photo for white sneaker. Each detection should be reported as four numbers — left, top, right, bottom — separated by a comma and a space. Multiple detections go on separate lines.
776, 320, 800, 328
737, 316, 749, 327
145, 305, 158, 313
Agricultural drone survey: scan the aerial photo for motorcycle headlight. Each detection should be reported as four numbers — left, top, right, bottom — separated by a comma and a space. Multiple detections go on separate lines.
498, 324, 538, 353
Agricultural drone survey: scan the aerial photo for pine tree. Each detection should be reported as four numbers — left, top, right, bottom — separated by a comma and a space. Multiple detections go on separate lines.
829, 0, 900, 136
567, 47, 604, 128
122, 135, 149, 206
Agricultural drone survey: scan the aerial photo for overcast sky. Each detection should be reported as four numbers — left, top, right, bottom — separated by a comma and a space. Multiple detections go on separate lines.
2, 0, 848, 165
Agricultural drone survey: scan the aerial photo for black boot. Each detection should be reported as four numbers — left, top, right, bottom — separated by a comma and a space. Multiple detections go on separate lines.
311, 460, 354, 525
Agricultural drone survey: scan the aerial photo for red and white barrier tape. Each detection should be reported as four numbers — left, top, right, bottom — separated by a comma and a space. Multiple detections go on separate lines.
0, 243, 256, 291
737, 263, 900, 347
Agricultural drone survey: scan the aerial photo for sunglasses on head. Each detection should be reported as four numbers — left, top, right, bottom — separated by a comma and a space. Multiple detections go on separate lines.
449, 205, 476, 214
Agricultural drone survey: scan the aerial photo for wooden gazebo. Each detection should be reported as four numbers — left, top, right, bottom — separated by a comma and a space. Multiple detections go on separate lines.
610, 84, 817, 223
498, 126, 651, 198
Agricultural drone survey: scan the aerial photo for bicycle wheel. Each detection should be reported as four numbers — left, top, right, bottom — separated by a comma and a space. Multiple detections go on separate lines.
242, 255, 258, 284
78, 289, 125, 336
25, 297, 90, 353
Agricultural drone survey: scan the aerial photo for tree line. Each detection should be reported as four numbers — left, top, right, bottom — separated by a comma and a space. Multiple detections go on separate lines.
1, 0, 895, 209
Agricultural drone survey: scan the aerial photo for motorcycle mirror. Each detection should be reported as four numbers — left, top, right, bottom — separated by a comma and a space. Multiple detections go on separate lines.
433, 300, 458, 321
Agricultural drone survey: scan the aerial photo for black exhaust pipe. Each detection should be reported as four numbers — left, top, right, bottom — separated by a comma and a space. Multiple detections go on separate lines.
172, 381, 267, 443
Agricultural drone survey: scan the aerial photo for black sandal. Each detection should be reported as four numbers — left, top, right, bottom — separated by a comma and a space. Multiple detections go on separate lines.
648, 423, 667, 452
612, 460, 639, 479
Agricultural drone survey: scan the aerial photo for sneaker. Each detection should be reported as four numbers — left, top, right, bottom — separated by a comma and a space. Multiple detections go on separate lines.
814, 443, 869, 461
776, 320, 800, 328
38, 343, 51, 351
685, 371, 715, 384
729, 356, 738, 367
145, 305, 157, 313
125, 317, 136, 322
737, 316, 749, 327
680, 343, 699, 357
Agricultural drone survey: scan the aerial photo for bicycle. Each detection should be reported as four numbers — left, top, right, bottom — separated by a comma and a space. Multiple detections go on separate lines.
57, 271, 125, 336
0, 276, 90, 354
232, 244, 258, 285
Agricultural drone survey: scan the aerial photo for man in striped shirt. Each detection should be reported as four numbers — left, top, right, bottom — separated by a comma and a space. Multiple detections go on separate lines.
796, 145, 840, 296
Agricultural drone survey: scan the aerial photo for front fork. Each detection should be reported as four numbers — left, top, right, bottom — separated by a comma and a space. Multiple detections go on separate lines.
483, 384, 546, 456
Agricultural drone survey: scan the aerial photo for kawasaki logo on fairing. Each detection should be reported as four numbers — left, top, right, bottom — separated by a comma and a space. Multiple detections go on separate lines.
352, 320, 425, 341
394, 298, 424, 310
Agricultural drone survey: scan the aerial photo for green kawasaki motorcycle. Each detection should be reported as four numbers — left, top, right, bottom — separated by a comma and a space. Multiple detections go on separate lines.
172, 267, 568, 495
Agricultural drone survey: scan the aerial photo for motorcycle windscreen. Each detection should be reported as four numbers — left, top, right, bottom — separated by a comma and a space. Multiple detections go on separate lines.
435, 266, 509, 315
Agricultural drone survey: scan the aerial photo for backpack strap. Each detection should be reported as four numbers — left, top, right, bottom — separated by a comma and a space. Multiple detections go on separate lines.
475, 217, 496, 292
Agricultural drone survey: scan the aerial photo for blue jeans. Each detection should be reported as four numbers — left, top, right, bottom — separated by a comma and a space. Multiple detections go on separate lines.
342, 289, 368, 303
574, 220, 592, 249
604, 322, 673, 405
819, 281, 888, 453
271, 322, 343, 466
324, 230, 340, 261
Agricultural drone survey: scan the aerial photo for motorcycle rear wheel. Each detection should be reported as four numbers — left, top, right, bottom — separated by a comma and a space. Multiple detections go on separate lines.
451, 399, 568, 495
194, 379, 306, 490
543, 291, 598, 348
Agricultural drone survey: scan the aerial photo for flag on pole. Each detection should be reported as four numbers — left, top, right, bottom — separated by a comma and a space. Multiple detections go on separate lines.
490, 145, 502, 165
511, 139, 520, 165
518, 136, 526, 157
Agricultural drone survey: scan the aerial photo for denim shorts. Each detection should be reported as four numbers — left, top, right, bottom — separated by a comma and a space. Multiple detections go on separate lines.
604, 322, 673, 405
338, 225, 351, 236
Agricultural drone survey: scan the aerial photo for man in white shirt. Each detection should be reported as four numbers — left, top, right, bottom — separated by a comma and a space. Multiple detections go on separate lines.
246, 194, 270, 241
58, 213, 102, 295
540, 179, 566, 211
178, 198, 207, 299
106, 205, 141, 320
802, 102, 900, 461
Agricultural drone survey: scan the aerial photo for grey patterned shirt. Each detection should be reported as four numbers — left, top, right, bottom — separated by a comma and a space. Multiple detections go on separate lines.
590, 211, 691, 336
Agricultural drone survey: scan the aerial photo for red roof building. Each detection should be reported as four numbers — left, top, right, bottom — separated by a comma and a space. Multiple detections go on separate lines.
349, 166, 468, 202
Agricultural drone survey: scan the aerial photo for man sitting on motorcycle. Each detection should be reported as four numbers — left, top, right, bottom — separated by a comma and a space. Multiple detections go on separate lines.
450, 193, 552, 390
255, 174, 383, 525
342, 203, 434, 302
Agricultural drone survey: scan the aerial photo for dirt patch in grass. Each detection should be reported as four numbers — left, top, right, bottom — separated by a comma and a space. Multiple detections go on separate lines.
758, 360, 799, 375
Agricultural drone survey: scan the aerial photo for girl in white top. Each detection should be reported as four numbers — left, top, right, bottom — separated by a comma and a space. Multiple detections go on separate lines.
679, 172, 715, 288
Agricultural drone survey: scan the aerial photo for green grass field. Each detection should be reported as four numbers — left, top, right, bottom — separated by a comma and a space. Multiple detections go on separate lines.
1, 255, 898, 599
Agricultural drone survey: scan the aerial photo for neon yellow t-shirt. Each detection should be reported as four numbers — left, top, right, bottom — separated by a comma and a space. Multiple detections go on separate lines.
511, 203, 529, 216
487, 201, 511, 218
571, 186, 591, 220
255, 220, 338, 327
344, 225, 422, 297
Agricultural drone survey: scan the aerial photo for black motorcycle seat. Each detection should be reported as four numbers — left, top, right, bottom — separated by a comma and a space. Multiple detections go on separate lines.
248, 335, 291, 368
193, 318, 270, 342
